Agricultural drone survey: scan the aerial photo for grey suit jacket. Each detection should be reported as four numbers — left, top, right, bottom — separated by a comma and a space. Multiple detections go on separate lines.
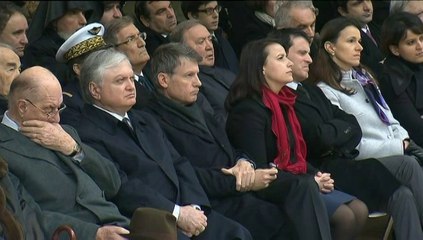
0, 123, 129, 239
317, 70, 409, 160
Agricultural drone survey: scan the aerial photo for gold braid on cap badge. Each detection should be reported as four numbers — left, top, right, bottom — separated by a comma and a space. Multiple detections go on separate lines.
64, 36, 106, 62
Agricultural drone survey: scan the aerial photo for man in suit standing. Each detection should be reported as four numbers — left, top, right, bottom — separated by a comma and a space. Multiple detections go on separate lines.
0, 66, 131, 239
75, 48, 252, 240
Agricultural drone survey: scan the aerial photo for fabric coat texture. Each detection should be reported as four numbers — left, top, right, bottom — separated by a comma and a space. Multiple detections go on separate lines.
317, 70, 409, 160
75, 104, 253, 240
145, 93, 291, 240
0, 124, 129, 239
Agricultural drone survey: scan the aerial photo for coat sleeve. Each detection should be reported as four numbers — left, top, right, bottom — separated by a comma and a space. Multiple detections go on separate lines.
63, 126, 121, 199
80, 139, 178, 216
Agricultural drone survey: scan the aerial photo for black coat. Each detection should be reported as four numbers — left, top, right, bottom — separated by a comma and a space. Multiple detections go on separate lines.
213, 28, 239, 74
198, 65, 235, 121
225, 95, 333, 240
380, 55, 423, 147
360, 28, 384, 79
145, 95, 290, 240
76, 104, 253, 240
61, 79, 84, 126
23, 28, 72, 86
294, 83, 400, 210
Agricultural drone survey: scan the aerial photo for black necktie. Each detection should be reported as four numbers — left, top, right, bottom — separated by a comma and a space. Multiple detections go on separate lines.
122, 117, 135, 136
296, 84, 311, 100
138, 75, 155, 92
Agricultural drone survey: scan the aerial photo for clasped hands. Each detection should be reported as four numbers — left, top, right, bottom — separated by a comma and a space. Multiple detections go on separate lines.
314, 171, 334, 193
20, 120, 76, 155
178, 205, 207, 237
221, 159, 278, 192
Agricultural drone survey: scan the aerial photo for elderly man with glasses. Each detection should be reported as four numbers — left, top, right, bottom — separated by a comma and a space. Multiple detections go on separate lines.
104, 16, 155, 110
0, 66, 132, 239
181, 1, 239, 74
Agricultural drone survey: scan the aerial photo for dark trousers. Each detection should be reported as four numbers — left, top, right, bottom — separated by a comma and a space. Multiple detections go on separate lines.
256, 173, 332, 240
212, 193, 291, 240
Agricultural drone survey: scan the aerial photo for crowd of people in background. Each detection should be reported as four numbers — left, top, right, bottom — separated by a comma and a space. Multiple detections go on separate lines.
1, 1, 423, 240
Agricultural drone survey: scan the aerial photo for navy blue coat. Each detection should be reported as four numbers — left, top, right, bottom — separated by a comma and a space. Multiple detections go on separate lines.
76, 104, 253, 240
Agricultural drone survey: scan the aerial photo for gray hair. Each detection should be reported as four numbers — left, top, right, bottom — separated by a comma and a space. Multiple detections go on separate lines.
274, 1, 318, 29
79, 48, 130, 104
151, 42, 202, 89
169, 19, 202, 43
103, 15, 134, 45
390, 0, 411, 14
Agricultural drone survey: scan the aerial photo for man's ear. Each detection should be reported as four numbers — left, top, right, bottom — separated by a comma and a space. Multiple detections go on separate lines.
139, 15, 150, 27
17, 99, 27, 117
89, 82, 101, 100
157, 72, 169, 89
337, 6, 347, 17
187, 12, 198, 19
72, 63, 81, 76
389, 45, 400, 56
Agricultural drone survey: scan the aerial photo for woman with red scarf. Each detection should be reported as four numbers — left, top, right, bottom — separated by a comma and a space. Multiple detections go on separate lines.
225, 38, 367, 240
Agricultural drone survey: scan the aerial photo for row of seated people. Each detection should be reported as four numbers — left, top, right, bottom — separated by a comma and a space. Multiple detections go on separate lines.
4, 0, 423, 149
1, 11, 423, 240
2, 0, 419, 238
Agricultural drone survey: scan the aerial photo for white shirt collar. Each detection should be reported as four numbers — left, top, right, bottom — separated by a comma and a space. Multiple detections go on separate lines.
93, 104, 129, 122
1, 111, 20, 131
286, 81, 300, 90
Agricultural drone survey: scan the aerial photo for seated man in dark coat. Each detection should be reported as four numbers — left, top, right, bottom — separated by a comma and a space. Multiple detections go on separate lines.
134, 1, 176, 55
0, 66, 130, 239
145, 42, 291, 240
56, 22, 108, 125
169, 20, 236, 122
74, 47, 252, 240
181, 1, 239, 74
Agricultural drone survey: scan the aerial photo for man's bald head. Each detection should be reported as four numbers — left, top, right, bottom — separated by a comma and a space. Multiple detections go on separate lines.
8, 66, 63, 124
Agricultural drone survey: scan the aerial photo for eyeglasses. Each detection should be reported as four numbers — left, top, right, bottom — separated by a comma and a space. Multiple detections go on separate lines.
114, 32, 147, 47
197, 5, 222, 15
24, 98, 66, 119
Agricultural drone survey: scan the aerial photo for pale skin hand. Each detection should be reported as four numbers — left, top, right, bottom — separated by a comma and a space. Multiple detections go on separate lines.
177, 205, 207, 237
221, 159, 255, 191
96, 226, 129, 240
20, 120, 76, 155
314, 171, 334, 193
251, 168, 278, 191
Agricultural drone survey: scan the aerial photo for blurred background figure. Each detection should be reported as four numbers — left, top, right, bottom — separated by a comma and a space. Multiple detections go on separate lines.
390, 0, 423, 22
0, 2, 28, 58
134, 1, 177, 55
181, 1, 239, 74
23, 2, 97, 86
0, 43, 20, 115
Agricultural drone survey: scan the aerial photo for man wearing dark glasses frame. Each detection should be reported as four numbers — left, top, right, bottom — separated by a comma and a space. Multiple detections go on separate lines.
181, 1, 239, 75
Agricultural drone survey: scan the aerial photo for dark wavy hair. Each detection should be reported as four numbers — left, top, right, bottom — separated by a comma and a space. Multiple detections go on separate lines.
381, 11, 423, 56
308, 17, 362, 95
225, 38, 283, 111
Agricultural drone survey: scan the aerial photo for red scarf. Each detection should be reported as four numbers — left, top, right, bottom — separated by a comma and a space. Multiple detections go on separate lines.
262, 86, 307, 174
